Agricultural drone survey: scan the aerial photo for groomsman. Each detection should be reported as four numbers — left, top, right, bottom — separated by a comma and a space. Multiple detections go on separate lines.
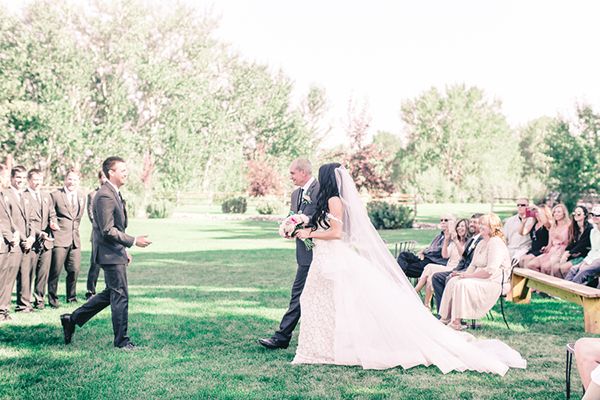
0, 166, 35, 318
0, 164, 17, 321
23, 169, 57, 310
61, 156, 152, 349
48, 168, 85, 307
258, 159, 320, 349
85, 171, 107, 299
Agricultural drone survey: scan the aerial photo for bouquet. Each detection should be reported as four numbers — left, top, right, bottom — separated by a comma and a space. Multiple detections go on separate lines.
278, 212, 315, 250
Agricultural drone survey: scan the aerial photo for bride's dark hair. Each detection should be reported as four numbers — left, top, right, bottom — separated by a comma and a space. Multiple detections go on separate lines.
310, 162, 341, 230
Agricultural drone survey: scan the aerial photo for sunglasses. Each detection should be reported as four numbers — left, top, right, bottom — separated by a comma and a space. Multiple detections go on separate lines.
517, 204, 527, 207
573, 212, 584, 216
592, 213, 600, 217
440, 219, 449, 222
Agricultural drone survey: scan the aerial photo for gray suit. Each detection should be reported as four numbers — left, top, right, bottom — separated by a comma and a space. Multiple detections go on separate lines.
272, 179, 320, 344
22, 189, 56, 309
48, 188, 86, 306
85, 188, 101, 297
71, 182, 135, 347
0, 188, 33, 314
0, 193, 15, 317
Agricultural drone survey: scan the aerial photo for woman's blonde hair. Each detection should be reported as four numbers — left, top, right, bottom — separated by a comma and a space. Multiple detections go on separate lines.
551, 203, 571, 228
481, 213, 506, 242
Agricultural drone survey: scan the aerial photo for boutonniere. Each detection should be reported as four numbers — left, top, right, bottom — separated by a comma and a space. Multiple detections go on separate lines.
302, 191, 312, 205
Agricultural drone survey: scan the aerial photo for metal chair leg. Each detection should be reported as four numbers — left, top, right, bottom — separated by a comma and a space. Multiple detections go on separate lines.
500, 296, 510, 330
566, 349, 572, 400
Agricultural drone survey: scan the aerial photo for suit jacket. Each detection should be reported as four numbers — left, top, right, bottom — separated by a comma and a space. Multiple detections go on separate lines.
87, 188, 100, 224
453, 235, 483, 272
3, 188, 33, 252
92, 182, 135, 265
50, 188, 86, 248
0, 192, 14, 254
24, 188, 56, 251
290, 179, 320, 266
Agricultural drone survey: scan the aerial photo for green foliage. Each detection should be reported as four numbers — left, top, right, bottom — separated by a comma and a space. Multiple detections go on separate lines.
396, 85, 522, 202
256, 200, 278, 215
367, 201, 415, 229
146, 198, 174, 219
0, 0, 323, 216
221, 196, 248, 214
545, 105, 600, 209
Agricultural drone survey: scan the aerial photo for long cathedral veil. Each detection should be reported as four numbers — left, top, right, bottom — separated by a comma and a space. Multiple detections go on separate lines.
334, 166, 421, 302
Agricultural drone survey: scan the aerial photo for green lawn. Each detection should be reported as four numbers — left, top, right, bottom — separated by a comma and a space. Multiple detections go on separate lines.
0, 210, 592, 399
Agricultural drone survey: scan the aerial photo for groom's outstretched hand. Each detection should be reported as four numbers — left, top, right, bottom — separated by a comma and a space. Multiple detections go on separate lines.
135, 235, 152, 248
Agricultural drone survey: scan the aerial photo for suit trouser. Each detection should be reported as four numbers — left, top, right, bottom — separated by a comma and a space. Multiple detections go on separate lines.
32, 248, 52, 307
16, 249, 36, 310
273, 263, 310, 343
0, 248, 23, 314
432, 270, 453, 313
71, 264, 130, 347
48, 245, 81, 306
565, 259, 600, 285
86, 251, 101, 296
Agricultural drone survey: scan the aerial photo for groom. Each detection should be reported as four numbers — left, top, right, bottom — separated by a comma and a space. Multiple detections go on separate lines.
60, 156, 152, 350
258, 159, 319, 349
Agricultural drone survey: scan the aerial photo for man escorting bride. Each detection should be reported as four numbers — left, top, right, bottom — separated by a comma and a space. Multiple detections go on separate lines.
284, 162, 526, 374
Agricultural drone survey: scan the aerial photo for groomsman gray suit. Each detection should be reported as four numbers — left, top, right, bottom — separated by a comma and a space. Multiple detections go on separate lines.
48, 186, 85, 306
0, 191, 15, 320
70, 182, 134, 346
262, 176, 319, 348
85, 180, 104, 298
22, 186, 56, 309
1, 180, 33, 316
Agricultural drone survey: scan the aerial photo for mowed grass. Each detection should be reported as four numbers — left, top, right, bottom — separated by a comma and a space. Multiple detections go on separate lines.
0, 209, 593, 399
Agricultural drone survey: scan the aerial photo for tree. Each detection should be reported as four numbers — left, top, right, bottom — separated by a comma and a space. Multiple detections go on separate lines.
396, 84, 521, 202
545, 105, 600, 209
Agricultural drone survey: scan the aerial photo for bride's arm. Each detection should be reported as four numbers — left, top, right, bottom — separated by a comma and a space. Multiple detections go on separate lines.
296, 197, 343, 241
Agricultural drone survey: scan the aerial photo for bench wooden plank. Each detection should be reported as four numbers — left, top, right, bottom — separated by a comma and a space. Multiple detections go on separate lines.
513, 268, 600, 298
511, 268, 600, 333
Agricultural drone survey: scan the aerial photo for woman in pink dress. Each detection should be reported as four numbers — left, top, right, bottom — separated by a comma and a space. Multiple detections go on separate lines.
526, 203, 571, 275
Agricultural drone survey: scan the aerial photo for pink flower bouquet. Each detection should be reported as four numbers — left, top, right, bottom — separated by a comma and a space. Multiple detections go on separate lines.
278, 213, 315, 250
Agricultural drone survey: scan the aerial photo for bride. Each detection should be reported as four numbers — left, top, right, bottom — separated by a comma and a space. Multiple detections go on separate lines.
293, 163, 526, 374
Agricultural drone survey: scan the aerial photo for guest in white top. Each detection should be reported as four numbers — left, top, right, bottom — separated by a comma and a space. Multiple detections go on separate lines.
503, 198, 532, 264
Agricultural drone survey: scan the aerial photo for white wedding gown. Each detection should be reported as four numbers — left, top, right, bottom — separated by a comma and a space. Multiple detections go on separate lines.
291, 168, 526, 375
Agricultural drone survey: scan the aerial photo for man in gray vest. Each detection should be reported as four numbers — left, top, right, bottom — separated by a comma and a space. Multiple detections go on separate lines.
48, 168, 85, 307
22, 169, 56, 310
0, 164, 17, 321
0, 166, 35, 318
258, 159, 319, 349
61, 156, 151, 350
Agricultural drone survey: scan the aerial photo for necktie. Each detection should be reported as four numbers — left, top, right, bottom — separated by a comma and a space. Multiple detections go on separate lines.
119, 192, 128, 220
297, 188, 304, 211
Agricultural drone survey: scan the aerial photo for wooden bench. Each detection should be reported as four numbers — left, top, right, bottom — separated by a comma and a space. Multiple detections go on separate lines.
511, 267, 600, 333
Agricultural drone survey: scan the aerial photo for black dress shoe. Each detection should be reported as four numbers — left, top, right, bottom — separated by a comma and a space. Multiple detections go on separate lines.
118, 342, 139, 351
49, 303, 60, 309
258, 338, 289, 349
66, 298, 79, 304
60, 314, 75, 344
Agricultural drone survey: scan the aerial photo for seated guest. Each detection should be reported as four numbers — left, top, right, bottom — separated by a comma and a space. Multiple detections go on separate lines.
526, 203, 571, 275
566, 207, 600, 285
553, 206, 592, 278
397, 215, 450, 278
431, 213, 483, 313
575, 338, 600, 399
504, 198, 532, 264
518, 204, 551, 268
414, 218, 469, 310
439, 213, 511, 330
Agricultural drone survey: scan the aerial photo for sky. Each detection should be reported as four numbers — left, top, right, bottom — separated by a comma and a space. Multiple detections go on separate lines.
210, 0, 600, 146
